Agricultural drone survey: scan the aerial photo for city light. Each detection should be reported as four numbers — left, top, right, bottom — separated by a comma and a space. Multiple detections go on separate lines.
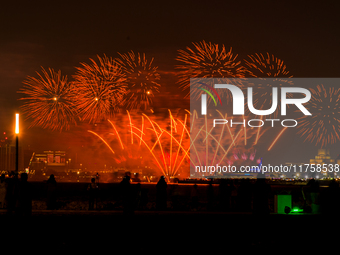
15, 113, 19, 134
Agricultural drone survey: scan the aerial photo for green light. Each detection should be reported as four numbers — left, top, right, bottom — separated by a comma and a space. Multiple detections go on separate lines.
292, 208, 303, 213
276, 195, 292, 214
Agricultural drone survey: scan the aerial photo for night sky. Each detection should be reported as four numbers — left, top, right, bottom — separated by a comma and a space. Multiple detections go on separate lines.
1, 0, 340, 168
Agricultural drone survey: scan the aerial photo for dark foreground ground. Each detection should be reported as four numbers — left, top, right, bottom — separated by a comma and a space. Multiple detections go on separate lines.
0, 209, 334, 254
0, 181, 335, 253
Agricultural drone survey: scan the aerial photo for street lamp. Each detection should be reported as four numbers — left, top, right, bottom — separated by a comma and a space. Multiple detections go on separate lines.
15, 113, 19, 174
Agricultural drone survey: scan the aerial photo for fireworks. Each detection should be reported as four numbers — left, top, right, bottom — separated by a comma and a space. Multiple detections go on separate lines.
88, 110, 191, 178
72, 55, 127, 123
19, 67, 78, 131
190, 110, 262, 177
243, 53, 292, 78
115, 51, 161, 110
297, 84, 340, 147
176, 41, 245, 99
19, 48, 333, 180
242, 53, 293, 117
88, 108, 289, 179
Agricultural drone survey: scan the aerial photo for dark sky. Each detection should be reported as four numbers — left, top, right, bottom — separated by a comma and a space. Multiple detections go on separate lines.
1, 0, 340, 168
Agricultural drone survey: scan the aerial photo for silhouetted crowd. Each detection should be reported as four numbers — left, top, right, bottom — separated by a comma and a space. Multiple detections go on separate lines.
0, 172, 32, 216
116, 175, 340, 215
1, 172, 340, 216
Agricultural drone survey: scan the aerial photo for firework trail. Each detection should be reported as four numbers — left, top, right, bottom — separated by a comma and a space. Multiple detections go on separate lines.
115, 51, 161, 111
190, 110, 262, 177
88, 108, 289, 178
88, 110, 191, 178
73, 55, 126, 123
176, 41, 246, 100
19, 67, 78, 131
297, 84, 340, 147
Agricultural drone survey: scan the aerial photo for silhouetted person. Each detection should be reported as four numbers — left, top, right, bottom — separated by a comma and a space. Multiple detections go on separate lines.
252, 174, 271, 215
218, 179, 231, 211
230, 179, 238, 209
156, 176, 167, 210
135, 182, 142, 209
321, 180, 340, 214
207, 179, 214, 211
16, 173, 32, 216
119, 176, 134, 214
87, 178, 98, 210
304, 178, 315, 209
46, 174, 57, 210
95, 172, 100, 183
5, 171, 18, 215
0, 174, 7, 209
171, 185, 180, 210
309, 180, 320, 214
237, 179, 253, 212
191, 184, 199, 210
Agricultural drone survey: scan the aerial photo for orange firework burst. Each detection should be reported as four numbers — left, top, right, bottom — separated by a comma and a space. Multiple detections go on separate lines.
115, 51, 161, 110
176, 41, 245, 99
297, 84, 340, 147
73, 55, 126, 123
243, 53, 292, 78
19, 67, 78, 131
243, 53, 293, 117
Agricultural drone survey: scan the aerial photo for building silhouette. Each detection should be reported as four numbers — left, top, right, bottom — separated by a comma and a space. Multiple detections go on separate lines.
0, 132, 24, 173
310, 149, 337, 178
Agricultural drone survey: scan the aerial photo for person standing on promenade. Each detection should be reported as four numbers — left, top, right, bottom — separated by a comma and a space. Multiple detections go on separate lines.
237, 178, 253, 212
135, 182, 142, 210
0, 174, 7, 209
252, 173, 271, 215
88, 178, 98, 210
156, 176, 167, 210
191, 184, 199, 211
207, 178, 214, 211
5, 171, 18, 215
16, 173, 32, 216
321, 179, 340, 214
46, 174, 57, 210
218, 179, 230, 211
309, 179, 321, 214
119, 175, 134, 215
